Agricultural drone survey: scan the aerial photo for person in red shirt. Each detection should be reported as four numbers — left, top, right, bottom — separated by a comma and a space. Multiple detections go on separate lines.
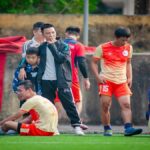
91, 26, 142, 136
55, 26, 90, 119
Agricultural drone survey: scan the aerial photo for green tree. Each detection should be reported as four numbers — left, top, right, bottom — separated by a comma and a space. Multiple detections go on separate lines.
0, 0, 100, 14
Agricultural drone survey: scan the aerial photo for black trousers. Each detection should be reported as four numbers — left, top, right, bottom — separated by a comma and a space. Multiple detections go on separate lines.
41, 80, 81, 127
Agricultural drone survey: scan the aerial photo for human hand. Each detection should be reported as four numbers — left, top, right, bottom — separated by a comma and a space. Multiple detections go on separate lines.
127, 78, 132, 88
83, 78, 90, 90
47, 38, 57, 44
97, 74, 106, 84
18, 68, 26, 80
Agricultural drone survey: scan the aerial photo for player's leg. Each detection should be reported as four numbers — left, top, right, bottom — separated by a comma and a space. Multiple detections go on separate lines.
58, 87, 84, 135
100, 95, 112, 136
116, 83, 142, 136
98, 81, 113, 136
118, 95, 132, 123
19, 123, 54, 136
118, 95, 142, 136
72, 82, 82, 115
1, 121, 18, 132
41, 80, 57, 103
54, 91, 65, 120
54, 102, 64, 119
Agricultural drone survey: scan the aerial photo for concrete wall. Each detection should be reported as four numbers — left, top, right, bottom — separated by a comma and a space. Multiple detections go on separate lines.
0, 14, 150, 51
1, 53, 149, 125
0, 15, 150, 125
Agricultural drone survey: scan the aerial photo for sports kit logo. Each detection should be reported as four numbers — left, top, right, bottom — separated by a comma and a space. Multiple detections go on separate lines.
122, 50, 128, 56
102, 85, 109, 92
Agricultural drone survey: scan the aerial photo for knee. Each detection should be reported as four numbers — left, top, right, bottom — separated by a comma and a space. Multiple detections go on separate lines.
122, 102, 131, 110
101, 102, 111, 112
1, 121, 11, 132
3, 121, 11, 128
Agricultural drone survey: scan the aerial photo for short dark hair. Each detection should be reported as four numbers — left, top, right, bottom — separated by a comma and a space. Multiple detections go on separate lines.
33, 22, 44, 30
26, 47, 39, 56
114, 27, 131, 38
65, 26, 80, 35
41, 23, 54, 32
18, 80, 34, 91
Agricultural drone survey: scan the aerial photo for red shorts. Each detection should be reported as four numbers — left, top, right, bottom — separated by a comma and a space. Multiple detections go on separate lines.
54, 82, 81, 104
98, 80, 132, 98
19, 123, 54, 136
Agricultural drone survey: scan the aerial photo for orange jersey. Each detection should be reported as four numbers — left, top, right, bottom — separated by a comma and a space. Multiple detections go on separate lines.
93, 41, 133, 84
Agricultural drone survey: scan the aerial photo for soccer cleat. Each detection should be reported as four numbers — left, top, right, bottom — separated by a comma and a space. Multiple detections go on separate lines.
54, 129, 60, 136
124, 127, 142, 136
80, 124, 88, 130
6, 130, 17, 135
74, 127, 85, 136
104, 129, 113, 136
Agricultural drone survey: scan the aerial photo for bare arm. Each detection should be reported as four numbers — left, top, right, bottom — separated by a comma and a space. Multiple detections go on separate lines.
126, 58, 132, 88
83, 78, 90, 90
20, 115, 32, 124
91, 57, 106, 84
0, 110, 26, 126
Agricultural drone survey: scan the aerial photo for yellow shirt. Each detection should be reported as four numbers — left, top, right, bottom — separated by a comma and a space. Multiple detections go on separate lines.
21, 95, 58, 133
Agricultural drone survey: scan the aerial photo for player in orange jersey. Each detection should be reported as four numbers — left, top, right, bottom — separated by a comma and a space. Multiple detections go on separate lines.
0, 80, 58, 136
91, 27, 142, 136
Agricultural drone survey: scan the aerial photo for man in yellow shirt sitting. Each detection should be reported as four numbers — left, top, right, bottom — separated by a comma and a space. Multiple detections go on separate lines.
0, 80, 58, 136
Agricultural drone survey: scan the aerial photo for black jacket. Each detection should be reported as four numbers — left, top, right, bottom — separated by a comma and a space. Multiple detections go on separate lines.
37, 39, 72, 88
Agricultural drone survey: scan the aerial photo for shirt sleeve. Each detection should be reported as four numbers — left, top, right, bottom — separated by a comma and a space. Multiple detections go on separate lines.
22, 41, 29, 58
93, 45, 103, 59
76, 43, 85, 57
20, 98, 36, 112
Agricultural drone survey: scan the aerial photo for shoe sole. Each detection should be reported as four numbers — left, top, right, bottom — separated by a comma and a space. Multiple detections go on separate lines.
124, 129, 143, 136
80, 124, 88, 130
104, 134, 112, 136
76, 133, 85, 136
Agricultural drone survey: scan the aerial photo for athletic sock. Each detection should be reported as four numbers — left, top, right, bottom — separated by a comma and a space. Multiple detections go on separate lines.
104, 125, 112, 130
124, 123, 132, 129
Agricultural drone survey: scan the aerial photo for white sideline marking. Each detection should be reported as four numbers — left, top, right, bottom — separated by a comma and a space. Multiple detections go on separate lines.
1, 141, 150, 145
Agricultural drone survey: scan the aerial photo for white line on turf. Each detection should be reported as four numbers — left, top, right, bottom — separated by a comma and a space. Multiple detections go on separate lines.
1, 141, 149, 145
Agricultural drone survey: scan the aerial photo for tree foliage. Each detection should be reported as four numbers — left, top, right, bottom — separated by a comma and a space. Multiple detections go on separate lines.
0, 0, 100, 14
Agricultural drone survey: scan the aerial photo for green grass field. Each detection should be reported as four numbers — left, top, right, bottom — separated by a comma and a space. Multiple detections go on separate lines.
0, 134, 149, 150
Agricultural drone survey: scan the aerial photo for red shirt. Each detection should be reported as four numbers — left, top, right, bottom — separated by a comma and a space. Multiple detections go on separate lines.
65, 38, 85, 82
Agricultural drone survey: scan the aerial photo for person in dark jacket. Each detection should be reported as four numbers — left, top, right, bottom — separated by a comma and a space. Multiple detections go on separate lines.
37, 23, 85, 135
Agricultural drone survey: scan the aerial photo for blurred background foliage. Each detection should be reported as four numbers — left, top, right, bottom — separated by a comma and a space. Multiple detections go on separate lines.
0, 0, 122, 14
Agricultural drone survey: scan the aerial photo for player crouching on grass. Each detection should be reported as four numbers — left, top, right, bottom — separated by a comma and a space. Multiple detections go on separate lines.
0, 80, 58, 136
